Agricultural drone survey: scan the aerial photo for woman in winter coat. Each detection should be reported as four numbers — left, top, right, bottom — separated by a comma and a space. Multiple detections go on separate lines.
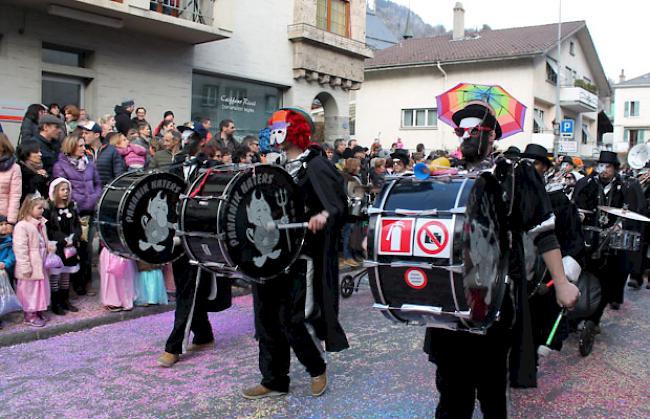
19, 104, 47, 144
0, 133, 23, 229
17, 140, 49, 203
53, 135, 102, 295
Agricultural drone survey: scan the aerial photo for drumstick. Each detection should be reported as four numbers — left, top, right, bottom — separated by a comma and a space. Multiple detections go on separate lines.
265, 222, 309, 231
537, 308, 567, 357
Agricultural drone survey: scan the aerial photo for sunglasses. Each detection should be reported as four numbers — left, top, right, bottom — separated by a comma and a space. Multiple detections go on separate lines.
453, 125, 493, 138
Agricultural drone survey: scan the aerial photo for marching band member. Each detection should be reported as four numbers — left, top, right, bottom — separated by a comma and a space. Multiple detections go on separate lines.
242, 109, 348, 399
423, 104, 579, 418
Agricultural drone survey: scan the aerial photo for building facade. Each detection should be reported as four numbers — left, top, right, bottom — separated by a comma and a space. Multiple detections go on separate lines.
0, 0, 371, 143
612, 72, 650, 153
355, 4, 610, 157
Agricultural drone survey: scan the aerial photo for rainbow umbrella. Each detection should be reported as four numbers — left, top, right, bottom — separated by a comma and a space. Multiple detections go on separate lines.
436, 83, 527, 140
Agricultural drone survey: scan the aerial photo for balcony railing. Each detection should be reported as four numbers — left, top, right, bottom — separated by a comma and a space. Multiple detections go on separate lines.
111, 0, 214, 26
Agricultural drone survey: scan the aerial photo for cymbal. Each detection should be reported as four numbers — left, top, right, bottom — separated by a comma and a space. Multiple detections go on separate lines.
598, 206, 650, 222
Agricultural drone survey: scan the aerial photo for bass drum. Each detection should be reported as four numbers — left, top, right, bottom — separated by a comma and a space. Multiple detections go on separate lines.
180, 164, 305, 282
367, 173, 509, 333
96, 171, 186, 265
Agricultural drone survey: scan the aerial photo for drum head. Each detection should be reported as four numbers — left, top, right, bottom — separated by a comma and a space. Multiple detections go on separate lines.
218, 165, 305, 281
120, 172, 186, 265
461, 172, 509, 328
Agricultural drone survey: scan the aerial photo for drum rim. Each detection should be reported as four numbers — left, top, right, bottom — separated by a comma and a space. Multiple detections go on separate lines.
96, 171, 140, 257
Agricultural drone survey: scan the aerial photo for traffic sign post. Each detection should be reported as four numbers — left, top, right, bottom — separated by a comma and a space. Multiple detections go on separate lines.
560, 119, 574, 139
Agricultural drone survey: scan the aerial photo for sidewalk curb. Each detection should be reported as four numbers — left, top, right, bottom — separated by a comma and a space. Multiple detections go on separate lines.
0, 286, 251, 348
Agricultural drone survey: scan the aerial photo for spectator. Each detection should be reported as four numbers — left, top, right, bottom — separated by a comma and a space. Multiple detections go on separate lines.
48, 103, 62, 120
156, 119, 176, 141
241, 135, 261, 163
63, 105, 80, 134
214, 119, 237, 153
134, 261, 168, 307
99, 114, 116, 139
0, 134, 22, 228
200, 142, 223, 165
17, 141, 49, 203
322, 142, 334, 160
114, 99, 135, 135
28, 114, 63, 177
369, 157, 386, 193
80, 121, 126, 186
19, 104, 47, 144
44, 178, 81, 315
412, 152, 425, 164
136, 121, 152, 146
13, 195, 51, 327
416, 143, 425, 154
131, 107, 152, 135
348, 139, 358, 149
341, 158, 362, 268
99, 247, 136, 312
369, 142, 382, 159
150, 130, 182, 169
78, 109, 89, 123
390, 149, 410, 174
0, 215, 16, 319
53, 135, 103, 295
332, 138, 346, 164
201, 118, 213, 141
108, 132, 146, 171
233, 144, 254, 164
154, 110, 175, 137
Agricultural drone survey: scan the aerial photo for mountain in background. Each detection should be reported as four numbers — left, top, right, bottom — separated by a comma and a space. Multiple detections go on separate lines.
374, 0, 492, 40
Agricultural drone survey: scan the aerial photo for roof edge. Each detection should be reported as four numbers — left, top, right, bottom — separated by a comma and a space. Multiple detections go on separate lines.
365, 53, 541, 72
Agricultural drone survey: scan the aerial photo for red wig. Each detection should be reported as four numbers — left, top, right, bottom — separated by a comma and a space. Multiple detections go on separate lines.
268, 109, 312, 150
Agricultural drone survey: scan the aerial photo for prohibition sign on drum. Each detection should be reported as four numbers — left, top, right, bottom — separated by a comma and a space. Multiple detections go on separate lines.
404, 268, 428, 289
414, 219, 452, 258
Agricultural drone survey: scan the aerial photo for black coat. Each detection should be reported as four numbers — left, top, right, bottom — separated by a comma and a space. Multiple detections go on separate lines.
29, 135, 60, 177
19, 118, 39, 144
19, 162, 49, 203
114, 105, 133, 136
44, 201, 82, 267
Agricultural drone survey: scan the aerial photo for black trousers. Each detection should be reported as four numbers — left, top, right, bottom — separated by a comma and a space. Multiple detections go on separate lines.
164, 264, 214, 355
252, 265, 326, 393
588, 255, 628, 325
428, 326, 510, 419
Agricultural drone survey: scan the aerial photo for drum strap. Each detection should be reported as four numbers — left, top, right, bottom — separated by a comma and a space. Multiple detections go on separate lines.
189, 169, 216, 198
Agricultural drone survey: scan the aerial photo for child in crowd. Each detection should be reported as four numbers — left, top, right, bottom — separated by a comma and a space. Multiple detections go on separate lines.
0, 215, 16, 329
134, 261, 168, 307
108, 132, 147, 171
13, 195, 51, 327
44, 178, 81, 315
99, 247, 136, 312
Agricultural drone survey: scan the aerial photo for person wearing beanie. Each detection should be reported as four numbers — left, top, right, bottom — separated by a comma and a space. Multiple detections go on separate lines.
43, 178, 81, 315
242, 108, 349, 400
114, 99, 135, 136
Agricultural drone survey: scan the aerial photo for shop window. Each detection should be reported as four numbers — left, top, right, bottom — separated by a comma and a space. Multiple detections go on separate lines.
316, 0, 350, 37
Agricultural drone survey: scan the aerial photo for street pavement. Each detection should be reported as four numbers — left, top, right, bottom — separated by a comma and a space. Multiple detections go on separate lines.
1, 280, 649, 418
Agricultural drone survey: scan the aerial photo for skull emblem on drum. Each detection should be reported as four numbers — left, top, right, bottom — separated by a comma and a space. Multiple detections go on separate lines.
139, 191, 172, 252
246, 191, 285, 267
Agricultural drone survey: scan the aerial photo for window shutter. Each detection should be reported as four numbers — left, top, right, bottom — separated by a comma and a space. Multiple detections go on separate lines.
624, 101, 629, 117
640, 129, 646, 142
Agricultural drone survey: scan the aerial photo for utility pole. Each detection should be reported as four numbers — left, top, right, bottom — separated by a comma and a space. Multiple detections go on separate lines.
553, 0, 562, 159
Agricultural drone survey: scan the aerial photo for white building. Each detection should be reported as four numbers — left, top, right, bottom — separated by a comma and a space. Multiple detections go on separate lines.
0, 0, 372, 143
612, 72, 650, 153
355, 3, 611, 157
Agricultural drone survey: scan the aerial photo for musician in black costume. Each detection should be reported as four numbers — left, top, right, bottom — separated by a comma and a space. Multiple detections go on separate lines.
423, 104, 579, 418
157, 129, 232, 367
242, 109, 348, 399
572, 151, 645, 327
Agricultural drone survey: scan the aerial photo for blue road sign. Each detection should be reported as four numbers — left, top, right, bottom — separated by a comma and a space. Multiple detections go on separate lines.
560, 119, 574, 137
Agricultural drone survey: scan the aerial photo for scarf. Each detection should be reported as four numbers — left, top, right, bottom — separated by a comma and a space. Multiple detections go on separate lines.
67, 154, 89, 172
0, 154, 16, 172
22, 159, 44, 174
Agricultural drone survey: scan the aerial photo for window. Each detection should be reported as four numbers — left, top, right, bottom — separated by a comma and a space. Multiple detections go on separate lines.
581, 123, 590, 145
401, 108, 437, 128
42, 74, 84, 108
625, 101, 640, 117
316, 0, 350, 37
564, 66, 577, 86
201, 85, 219, 107
533, 108, 545, 133
546, 60, 558, 85
42, 43, 89, 68
569, 41, 575, 56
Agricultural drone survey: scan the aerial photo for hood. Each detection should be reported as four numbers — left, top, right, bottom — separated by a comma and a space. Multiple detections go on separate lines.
0, 154, 16, 172
114, 105, 130, 115
49, 177, 72, 202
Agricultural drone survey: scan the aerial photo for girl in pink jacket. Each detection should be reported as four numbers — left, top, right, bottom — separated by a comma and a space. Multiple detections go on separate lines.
108, 132, 147, 171
0, 133, 22, 227
13, 194, 52, 327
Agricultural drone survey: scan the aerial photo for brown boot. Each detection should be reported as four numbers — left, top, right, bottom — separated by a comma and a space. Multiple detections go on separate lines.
187, 341, 215, 352
241, 385, 287, 400
156, 352, 180, 367
311, 372, 328, 397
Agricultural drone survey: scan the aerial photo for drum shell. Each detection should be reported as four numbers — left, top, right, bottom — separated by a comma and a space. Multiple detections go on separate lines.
608, 229, 641, 251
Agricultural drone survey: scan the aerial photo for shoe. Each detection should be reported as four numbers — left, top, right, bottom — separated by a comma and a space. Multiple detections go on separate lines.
50, 291, 66, 315
187, 341, 216, 352
609, 302, 620, 310
311, 373, 328, 397
157, 352, 180, 367
74, 288, 87, 296
86, 290, 97, 297
241, 385, 287, 400
646, 282, 650, 290
343, 258, 360, 268
106, 306, 123, 312
628, 280, 641, 290
38, 311, 50, 322
24, 313, 45, 328
60, 289, 79, 312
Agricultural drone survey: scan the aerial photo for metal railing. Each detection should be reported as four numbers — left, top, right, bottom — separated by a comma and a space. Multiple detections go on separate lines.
147, 0, 213, 25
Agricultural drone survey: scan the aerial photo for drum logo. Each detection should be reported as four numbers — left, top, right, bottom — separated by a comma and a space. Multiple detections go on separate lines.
139, 192, 173, 252
245, 191, 285, 267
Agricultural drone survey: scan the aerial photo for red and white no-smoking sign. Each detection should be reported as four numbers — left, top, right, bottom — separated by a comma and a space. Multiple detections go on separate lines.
414, 219, 453, 258
404, 268, 428, 289
378, 218, 414, 255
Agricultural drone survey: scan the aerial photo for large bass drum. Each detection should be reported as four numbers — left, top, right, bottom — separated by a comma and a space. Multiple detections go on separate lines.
179, 164, 305, 282
96, 171, 186, 265
367, 173, 509, 333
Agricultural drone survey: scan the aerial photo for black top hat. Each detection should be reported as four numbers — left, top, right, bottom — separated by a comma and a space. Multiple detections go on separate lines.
560, 155, 574, 166
451, 103, 503, 140
520, 143, 551, 167
390, 149, 410, 165
504, 146, 521, 157
597, 150, 620, 167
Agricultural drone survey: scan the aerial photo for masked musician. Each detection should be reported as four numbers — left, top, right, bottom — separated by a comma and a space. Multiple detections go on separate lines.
573, 151, 645, 325
241, 109, 348, 399
423, 104, 579, 418
157, 129, 232, 367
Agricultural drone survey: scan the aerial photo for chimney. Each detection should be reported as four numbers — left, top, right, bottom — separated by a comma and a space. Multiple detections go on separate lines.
619, 69, 626, 83
367, 0, 376, 15
402, 9, 414, 40
453, 2, 465, 41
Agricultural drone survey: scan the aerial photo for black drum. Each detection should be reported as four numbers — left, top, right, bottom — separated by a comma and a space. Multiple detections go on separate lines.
180, 164, 305, 282
97, 171, 186, 265
367, 173, 509, 333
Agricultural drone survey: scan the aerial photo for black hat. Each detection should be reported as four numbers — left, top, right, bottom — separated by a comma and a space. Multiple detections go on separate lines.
352, 145, 368, 155
451, 103, 502, 140
390, 148, 410, 165
597, 150, 620, 167
560, 155, 574, 166
342, 148, 354, 159
504, 146, 521, 157
520, 143, 551, 167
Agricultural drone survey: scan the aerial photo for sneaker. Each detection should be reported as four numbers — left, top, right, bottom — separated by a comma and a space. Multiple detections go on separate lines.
157, 352, 180, 367
628, 280, 641, 290
311, 373, 328, 397
106, 306, 123, 312
187, 341, 216, 352
343, 258, 360, 268
24, 314, 45, 328
241, 385, 287, 400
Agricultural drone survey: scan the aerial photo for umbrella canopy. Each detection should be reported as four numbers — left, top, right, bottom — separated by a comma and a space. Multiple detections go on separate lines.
436, 83, 527, 140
